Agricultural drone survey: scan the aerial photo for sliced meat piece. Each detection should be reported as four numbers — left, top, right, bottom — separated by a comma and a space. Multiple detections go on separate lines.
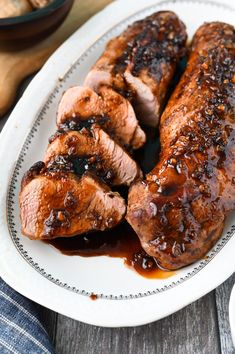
44, 126, 142, 186
98, 86, 145, 149
84, 11, 187, 127
20, 162, 126, 240
57, 86, 145, 150
127, 22, 235, 270
57, 86, 103, 124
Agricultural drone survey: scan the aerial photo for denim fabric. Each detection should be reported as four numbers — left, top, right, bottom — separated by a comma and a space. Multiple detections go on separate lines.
0, 279, 55, 354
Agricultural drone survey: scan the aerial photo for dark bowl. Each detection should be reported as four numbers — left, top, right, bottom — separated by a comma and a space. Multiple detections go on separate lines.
0, 0, 74, 41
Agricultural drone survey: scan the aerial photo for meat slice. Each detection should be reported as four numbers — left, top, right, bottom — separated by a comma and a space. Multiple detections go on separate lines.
127, 22, 235, 270
84, 11, 187, 127
20, 162, 126, 240
98, 86, 145, 149
57, 86, 145, 150
44, 126, 142, 186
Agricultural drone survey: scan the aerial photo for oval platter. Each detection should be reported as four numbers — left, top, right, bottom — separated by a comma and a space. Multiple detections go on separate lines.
0, 0, 234, 327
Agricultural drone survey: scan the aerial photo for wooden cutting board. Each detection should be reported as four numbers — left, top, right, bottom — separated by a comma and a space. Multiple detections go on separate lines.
0, 0, 112, 117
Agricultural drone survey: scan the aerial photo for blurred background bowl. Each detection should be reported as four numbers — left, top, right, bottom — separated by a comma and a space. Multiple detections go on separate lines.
0, 0, 74, 41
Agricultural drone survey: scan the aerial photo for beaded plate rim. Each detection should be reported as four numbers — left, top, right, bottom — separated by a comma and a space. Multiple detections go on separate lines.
6, 0, 235, 300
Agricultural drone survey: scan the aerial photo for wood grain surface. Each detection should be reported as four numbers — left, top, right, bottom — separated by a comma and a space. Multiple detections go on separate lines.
52, 291, 220, 354
0, 0, 112, 116
38, 276, 235, 354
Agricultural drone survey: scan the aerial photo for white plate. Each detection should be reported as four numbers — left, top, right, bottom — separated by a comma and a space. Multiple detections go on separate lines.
0, 0, 234, 328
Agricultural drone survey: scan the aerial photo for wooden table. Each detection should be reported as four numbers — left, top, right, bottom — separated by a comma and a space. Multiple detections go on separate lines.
0, 77, 234, 354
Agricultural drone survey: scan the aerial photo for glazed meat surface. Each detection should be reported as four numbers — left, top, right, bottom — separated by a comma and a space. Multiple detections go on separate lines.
45, 126, 142, 186
57, 86, 145, 150
20, 163, 126, 240
84, 11, 187, 127
127, 22, 235, 270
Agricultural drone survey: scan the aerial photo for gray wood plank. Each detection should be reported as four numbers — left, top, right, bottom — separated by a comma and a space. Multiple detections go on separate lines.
37, 306, 58, 344
216, 274, 235, 354
54, 291, 220, 354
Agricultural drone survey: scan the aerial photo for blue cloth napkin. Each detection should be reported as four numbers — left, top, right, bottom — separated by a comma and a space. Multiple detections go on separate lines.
0, 279, 55, 354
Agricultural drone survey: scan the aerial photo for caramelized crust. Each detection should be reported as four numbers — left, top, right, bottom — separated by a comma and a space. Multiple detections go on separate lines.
85, 11, 187, 127
127, 22, 235, 270
57, 86, 145, 150
45, 127, 142, 186
20, 165, 126, 240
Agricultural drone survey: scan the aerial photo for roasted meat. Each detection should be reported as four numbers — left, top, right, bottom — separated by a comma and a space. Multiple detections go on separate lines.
20, 162, 126, 240
45, 126, 142, 186
57, 86, 145, 150
84, 11, 187, 127
127, 22, 235, 270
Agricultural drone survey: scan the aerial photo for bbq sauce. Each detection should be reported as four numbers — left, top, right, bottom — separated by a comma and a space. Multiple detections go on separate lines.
45, 222, 174, 279
90, 294, 97, 301
45, 115, 175, 279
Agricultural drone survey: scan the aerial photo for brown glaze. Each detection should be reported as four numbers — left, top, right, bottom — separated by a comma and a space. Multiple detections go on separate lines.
20, 73, 144, 241
90, 294, 98, 301
45, 127, 142, 187
127, 22, 235, 270
20, 100, 166, 277
56, 86, 146, 150
46, 222, 174, 279
20, 166, 126, 240
84, 11, 187, 127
